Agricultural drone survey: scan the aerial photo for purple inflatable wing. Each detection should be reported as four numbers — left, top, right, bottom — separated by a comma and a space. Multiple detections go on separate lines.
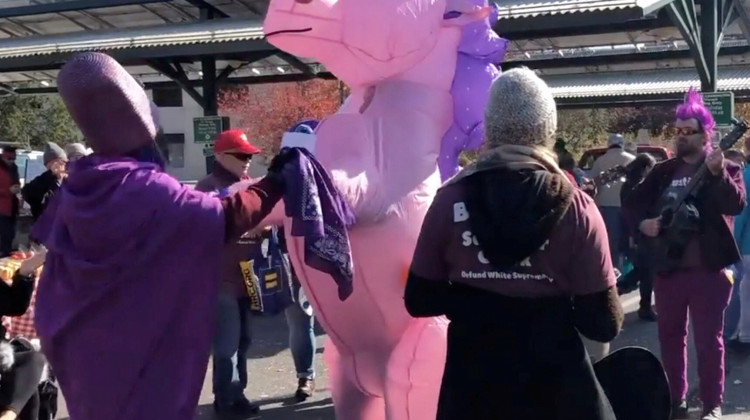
439, 1, 508, 181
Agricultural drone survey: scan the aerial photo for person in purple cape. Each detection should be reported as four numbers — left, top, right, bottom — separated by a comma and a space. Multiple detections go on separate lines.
29, 52, 297, 420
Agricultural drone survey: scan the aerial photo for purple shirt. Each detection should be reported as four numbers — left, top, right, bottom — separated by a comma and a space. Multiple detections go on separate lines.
411, 184, 616, 297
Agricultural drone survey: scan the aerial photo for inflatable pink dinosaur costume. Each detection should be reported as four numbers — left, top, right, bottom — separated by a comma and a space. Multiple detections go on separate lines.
263, 1, 507, 419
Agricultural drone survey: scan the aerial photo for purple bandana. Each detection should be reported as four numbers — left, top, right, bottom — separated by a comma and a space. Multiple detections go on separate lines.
281, 148, 356, 300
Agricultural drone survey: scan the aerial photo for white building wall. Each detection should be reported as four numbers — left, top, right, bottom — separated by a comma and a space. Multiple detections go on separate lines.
147, 88, 269, 182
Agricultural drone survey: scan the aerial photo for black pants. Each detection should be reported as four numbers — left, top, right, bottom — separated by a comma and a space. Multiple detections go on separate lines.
0, 348, 45, 420
632, 246, 654, 309
622, 244, 654, 309
0, 216, 16, 258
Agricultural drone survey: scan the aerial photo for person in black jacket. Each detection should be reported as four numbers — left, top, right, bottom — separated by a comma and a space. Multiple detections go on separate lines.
0, 250, 46, 420
618, 153, 657, 321
22, 144, 67, 222
0, 147, 20, 258
405, 68, 623, 420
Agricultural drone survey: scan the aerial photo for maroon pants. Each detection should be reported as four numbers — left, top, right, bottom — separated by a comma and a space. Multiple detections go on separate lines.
654, 268, 732, 407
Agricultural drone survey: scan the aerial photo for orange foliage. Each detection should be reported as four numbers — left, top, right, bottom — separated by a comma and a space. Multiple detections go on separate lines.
218, 79, 343, 157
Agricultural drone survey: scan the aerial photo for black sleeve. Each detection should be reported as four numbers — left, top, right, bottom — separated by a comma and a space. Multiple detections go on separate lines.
404, 272, 451, 317
0, 273, 35, 317
572, 286, 623, 343
21, 176, 45, 216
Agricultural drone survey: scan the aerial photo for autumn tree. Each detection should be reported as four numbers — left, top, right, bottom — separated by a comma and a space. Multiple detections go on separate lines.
0, 94, 81, 149
218, 79, 342, 157
557, 108, 612, 153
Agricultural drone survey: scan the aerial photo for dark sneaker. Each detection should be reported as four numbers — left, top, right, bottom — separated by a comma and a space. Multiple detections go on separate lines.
701, 406, 722, 420
295, 378, 315, 402
671, 399, 689, 419
213, 399, 260, 419
727, 339, 750, 355
638, 306, 658, 322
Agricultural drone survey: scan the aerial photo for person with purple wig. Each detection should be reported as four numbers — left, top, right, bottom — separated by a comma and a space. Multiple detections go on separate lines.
623, 88, 746, 420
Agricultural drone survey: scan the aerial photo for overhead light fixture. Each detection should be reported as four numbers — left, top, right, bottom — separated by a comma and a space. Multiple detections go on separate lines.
40, 80, 49, 86
198, 71, 203, 76
276, 66, 285, 73
251, 68, 260, 75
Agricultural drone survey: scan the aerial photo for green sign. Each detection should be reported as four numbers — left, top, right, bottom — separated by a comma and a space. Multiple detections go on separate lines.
193, 116, 224, 144
702, 91, 735, 126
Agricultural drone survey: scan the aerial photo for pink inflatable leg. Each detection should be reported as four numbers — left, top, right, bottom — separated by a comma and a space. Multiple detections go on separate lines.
324, 339, 386, 420
385, 317, 448, 420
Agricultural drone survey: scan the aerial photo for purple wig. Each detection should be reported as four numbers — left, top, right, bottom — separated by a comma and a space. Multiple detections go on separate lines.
676, 87, 715, 151
439, 1, 508, 181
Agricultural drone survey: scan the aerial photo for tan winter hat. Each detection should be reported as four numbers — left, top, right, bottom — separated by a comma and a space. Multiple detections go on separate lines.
484, 67, 557, 149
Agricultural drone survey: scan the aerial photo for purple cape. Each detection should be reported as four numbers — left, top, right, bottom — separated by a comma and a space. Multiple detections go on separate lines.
32, 156, 224, 420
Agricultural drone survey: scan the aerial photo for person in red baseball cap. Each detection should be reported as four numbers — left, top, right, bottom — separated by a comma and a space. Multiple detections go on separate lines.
212, 129, 261, 181
195, 129, 264, 417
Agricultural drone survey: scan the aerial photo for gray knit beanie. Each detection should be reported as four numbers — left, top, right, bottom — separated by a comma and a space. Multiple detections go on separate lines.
43, 142, 68, 165
64, 142, 90, 160
484, 67, 557, 148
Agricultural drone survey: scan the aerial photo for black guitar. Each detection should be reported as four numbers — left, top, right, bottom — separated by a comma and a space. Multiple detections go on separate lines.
581, 165, 628, 197
647, 118, 750, 272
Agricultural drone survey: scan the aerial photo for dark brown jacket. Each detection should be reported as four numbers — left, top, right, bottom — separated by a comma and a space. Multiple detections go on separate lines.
622, 157, 746, 271
197, 164, 264, 296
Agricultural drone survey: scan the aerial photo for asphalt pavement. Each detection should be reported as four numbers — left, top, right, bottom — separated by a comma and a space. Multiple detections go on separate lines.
54, 290, 750, 420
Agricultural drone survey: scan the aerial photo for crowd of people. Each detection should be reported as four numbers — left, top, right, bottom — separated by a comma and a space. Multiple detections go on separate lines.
551, 90, 750, 420
0, 50, 746, 420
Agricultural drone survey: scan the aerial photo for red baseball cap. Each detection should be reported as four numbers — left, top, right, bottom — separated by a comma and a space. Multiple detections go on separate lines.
213, 129, 260, 155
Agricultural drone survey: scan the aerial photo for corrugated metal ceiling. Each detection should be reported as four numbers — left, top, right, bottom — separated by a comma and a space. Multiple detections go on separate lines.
0, 18, 264, 59
0, 0, 264, 39
494, 0, 664, 20
546, 66, 750, 97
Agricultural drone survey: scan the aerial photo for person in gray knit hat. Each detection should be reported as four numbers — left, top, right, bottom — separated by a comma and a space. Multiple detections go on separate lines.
23, 142, 68, 221
484, 67, 557, 149
405, 67, 625, 420
64, 142, 91, 162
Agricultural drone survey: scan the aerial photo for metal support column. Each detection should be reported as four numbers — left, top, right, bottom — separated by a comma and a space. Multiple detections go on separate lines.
199, 6, 218, 116
701, 0, 719, 92
666, 0, 735, 93
201, 57, 218, 116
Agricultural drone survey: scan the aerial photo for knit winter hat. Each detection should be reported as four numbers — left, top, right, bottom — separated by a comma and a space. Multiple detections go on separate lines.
64, 142, 91, 160
484, 67, 557, 148
607, 133, 625, 147
57, 52, 157, 156
43, 142, 68, 165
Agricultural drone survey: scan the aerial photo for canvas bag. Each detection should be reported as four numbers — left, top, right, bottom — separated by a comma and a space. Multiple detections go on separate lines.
239, 227, 293, 315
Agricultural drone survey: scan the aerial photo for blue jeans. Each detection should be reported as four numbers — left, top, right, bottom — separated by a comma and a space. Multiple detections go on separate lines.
212, 291, 252, 407
284, 302, 315, 379
598, 206, 623, 270
725, 260, 745, 339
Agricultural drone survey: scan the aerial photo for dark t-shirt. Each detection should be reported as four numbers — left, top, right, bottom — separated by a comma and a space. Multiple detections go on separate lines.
410, 183, 616, 298
655, 162, 701, 268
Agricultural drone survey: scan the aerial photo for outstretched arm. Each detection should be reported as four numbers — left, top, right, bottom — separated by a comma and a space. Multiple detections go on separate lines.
220, 175, 284, 244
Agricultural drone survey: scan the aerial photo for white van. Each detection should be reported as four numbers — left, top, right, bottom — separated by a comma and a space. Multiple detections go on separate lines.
15, 151, 45, 186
